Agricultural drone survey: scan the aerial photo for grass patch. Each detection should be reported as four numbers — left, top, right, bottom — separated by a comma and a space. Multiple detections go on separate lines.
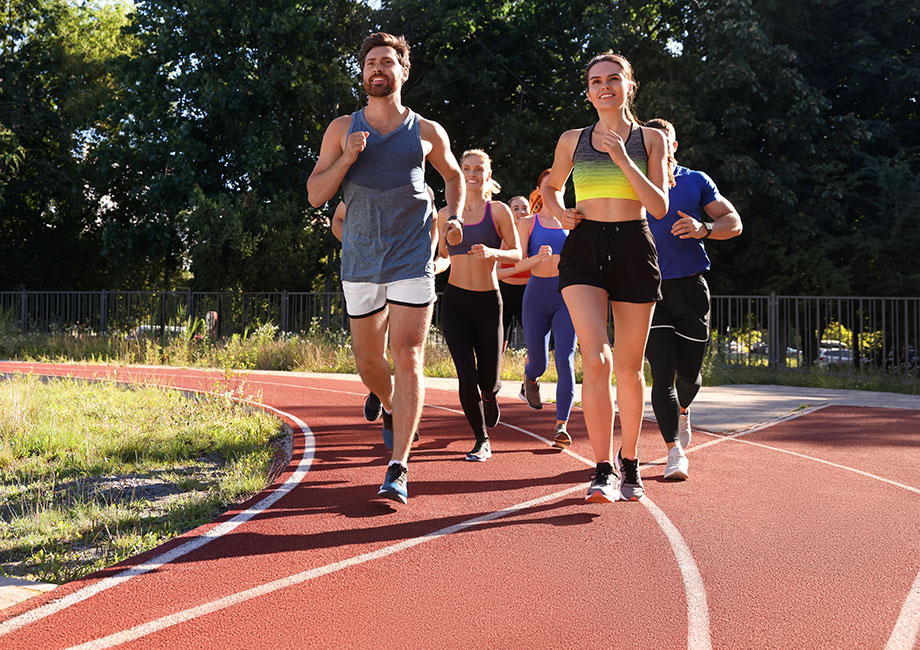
2, 324, 917, 397
0, 374, 285, 584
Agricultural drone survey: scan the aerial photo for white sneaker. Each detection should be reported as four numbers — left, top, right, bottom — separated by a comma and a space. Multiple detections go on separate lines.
678, 411, 692, 448
663, 446, 689, 481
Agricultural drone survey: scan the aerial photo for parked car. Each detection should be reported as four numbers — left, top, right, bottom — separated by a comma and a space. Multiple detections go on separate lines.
816, 348, 854, 367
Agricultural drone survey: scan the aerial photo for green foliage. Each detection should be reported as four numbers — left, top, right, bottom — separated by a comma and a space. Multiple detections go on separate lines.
0, 0, 136, 289
1, 0, 917, 294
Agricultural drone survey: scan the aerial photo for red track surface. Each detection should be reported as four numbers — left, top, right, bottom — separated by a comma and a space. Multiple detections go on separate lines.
0, 362, 918, 649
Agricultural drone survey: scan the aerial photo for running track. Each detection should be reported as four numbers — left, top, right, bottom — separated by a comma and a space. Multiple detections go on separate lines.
0, 362, 918, 650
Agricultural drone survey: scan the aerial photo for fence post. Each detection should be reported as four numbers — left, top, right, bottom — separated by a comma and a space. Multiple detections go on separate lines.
767, 292, 779, 368
281, 290, 289, 333
20, 289, 27, 334
100, 290, 108, 334
186, 289, 193, 324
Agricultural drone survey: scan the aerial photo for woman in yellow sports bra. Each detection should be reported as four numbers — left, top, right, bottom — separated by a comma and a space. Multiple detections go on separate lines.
543, 52, 672, 504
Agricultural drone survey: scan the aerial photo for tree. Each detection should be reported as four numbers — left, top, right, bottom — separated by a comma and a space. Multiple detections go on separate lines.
0, 0, 135, 289
95, 0, 372, 290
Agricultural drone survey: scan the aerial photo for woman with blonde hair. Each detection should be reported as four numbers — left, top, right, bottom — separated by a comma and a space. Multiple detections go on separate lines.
436, 149, 522, 461
543, 52, 671, 502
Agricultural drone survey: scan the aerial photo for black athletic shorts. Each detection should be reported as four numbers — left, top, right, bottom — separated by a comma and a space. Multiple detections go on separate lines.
558, 218, 662, 303
650, 273, 711, 342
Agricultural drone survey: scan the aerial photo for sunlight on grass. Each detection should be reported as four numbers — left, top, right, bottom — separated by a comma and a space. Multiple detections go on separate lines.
0, 374, 284, 584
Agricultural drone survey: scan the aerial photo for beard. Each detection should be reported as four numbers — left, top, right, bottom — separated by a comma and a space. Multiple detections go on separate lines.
363, 75, 396, 97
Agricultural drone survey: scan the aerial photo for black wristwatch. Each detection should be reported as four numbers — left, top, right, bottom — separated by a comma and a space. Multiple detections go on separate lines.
702, 222, 713, 238
448, 215, 463, 224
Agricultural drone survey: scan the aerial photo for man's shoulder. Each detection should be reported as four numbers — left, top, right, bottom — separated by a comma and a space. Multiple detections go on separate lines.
416, 112, 445, 137
676, 165, 716, 185
327, 113, 356, 133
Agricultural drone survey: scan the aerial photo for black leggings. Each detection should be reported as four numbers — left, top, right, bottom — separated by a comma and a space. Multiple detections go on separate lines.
645, 275, 710, 444
441, 284, 503, 441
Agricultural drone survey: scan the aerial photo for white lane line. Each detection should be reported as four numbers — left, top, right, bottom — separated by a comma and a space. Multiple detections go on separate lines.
886, 567, 920, 650
719, 436, 920, 495
444, 407, 713, 650
694, 406, 920, 650
49, 397, 714, 650
64, 485, 587, 650
0, 396, 315, 638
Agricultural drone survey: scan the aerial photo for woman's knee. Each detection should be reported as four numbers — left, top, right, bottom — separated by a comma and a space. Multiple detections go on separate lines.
581, 345, 613, 377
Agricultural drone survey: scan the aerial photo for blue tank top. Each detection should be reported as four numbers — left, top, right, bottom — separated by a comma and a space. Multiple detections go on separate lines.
341, 108, 433, 283
447, 202, 502, 256
528, 214, 568, 257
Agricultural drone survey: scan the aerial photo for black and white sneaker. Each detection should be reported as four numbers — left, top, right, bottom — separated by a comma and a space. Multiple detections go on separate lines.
585, 461, 618, 502
465, 437, 492, 462
364, 392, 382, 421
615, 449, 645, 501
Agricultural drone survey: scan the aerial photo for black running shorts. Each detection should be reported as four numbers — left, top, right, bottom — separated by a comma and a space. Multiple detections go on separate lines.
558, 218, 662, 303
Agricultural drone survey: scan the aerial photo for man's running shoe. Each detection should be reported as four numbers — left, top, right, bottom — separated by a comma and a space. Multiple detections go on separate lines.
614, 449, 645, 501
465, 437, 492, 462
381, 410, 394, 450
482, 396, 500, 427
663, 445, 689, 481
378, 463, 408, 503
585, 461, 618, 503
364, 392, 382, 421
552, 422, 572, 449
678, 411, 692, 448
521, 378, 542, 410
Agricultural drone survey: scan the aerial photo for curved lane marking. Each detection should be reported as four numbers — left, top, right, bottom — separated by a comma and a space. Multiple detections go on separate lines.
497, 415, 712, 650
886, 567, 920, 650
0, 388, 315, 638
698, 414, 920, 650
63, 484, 587, 650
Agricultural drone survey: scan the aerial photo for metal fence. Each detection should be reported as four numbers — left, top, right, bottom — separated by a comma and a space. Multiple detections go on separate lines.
710, 295, 919, 378
1, 291, 917, 378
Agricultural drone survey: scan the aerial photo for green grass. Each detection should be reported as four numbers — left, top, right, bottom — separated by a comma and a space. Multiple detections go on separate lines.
0, 374, 285, 584
3, 322, 917, 396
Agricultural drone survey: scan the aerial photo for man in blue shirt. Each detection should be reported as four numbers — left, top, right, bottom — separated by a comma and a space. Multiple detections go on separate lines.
644, 119, 743, 480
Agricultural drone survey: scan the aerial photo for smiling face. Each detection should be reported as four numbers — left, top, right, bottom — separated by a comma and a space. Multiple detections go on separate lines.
509, 196, 530, 218
362, 45, 408, 97
585, 59, 633, 111
461, 152, 491, 196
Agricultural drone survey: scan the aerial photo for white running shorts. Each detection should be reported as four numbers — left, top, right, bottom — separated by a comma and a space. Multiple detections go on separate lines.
342, 276, 436, 319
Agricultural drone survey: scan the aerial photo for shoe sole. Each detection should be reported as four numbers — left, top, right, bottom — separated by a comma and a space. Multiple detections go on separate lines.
663, 469, 689, 481
377, 487, 407, 504
464, 453, 491, 462
552, 434, 572, 449
585, 490, 617, 503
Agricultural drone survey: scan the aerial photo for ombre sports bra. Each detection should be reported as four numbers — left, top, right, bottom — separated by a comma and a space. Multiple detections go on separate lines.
447, 202, 502, 256
572, 122, 648, 202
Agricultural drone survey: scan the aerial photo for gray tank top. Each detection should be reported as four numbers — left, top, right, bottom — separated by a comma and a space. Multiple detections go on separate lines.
341, 108, 433, 283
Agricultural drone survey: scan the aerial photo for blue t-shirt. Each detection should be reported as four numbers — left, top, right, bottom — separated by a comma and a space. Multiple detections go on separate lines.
647, 165, 719, 280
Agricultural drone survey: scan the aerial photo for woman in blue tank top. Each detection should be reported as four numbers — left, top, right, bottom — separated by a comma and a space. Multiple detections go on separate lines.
435, 149, 522, 461
507, 169, 578, 448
